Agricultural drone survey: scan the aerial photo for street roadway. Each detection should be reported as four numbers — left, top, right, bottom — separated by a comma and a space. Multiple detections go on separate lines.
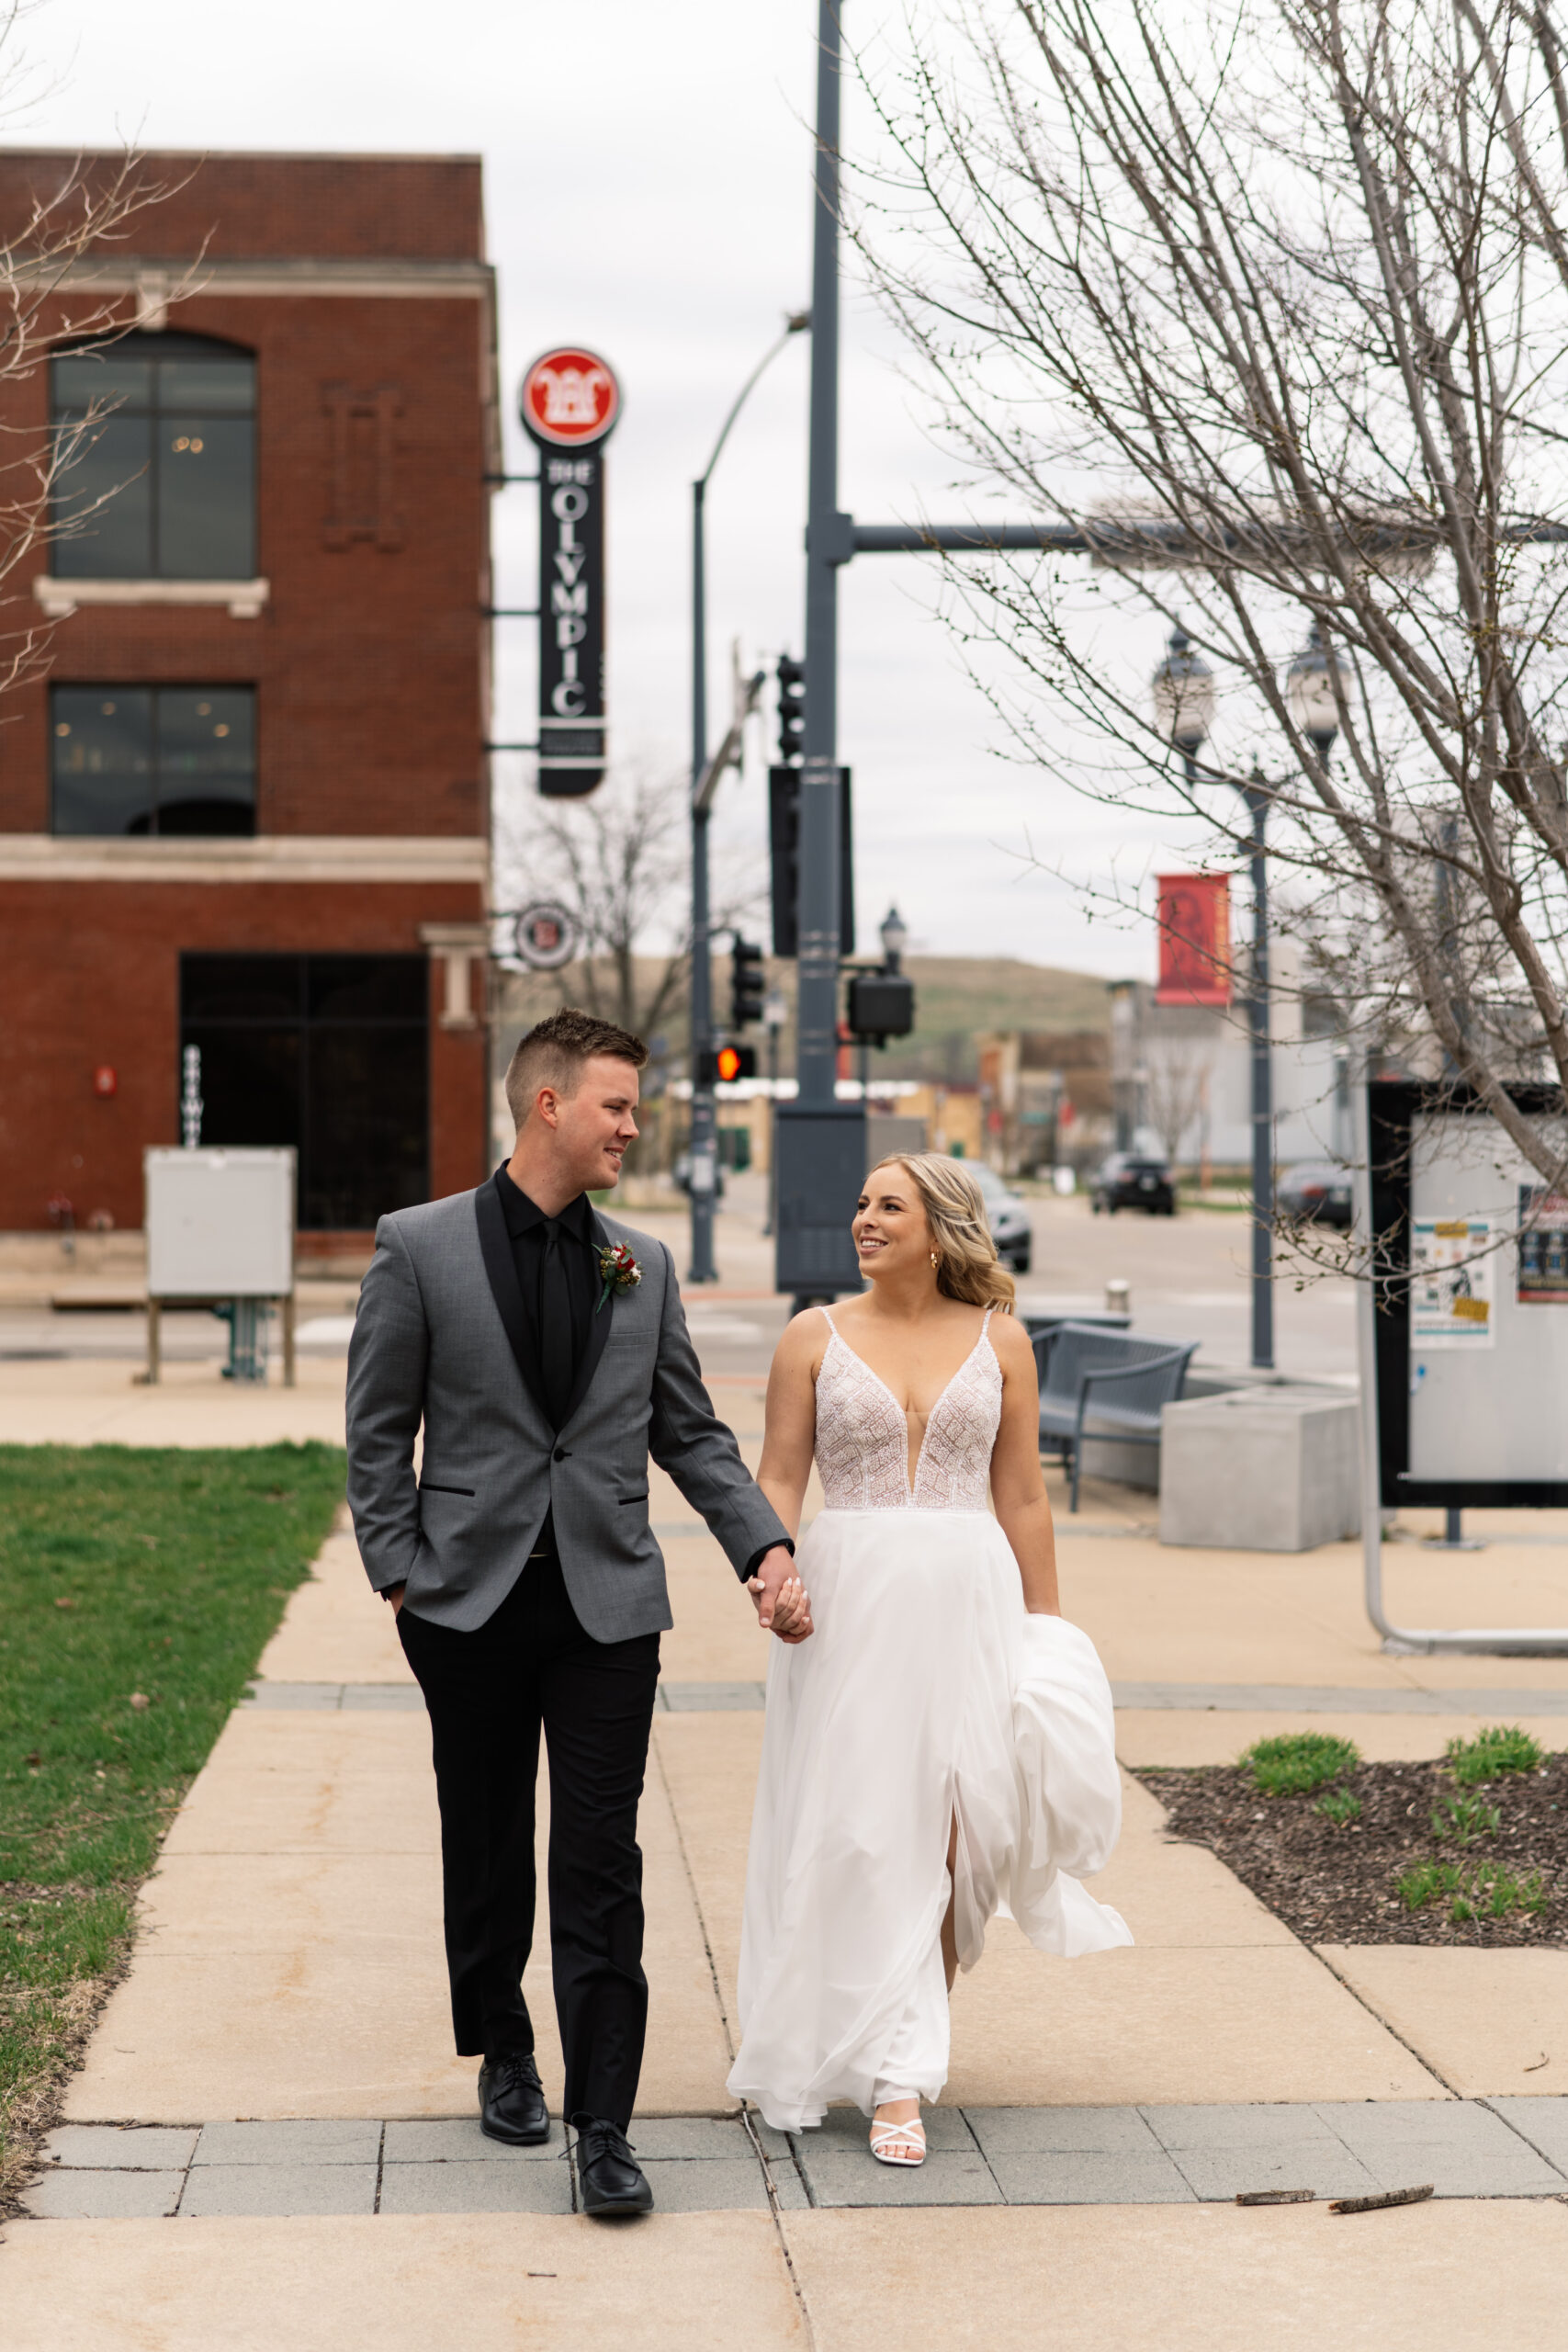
0, 1174, 1355, 1385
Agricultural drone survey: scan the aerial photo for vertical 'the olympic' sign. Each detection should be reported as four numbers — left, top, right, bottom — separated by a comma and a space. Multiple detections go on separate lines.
519, 347, 621, 797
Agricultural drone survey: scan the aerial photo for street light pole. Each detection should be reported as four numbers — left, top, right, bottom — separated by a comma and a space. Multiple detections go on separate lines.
1242, 763, 1275, 1372
688, 316, 808, 1283
1151, 619, 1348, 1370
797, 0, 846, 1114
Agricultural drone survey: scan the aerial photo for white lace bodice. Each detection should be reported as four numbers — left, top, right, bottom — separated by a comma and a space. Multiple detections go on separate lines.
812, 1307, 1001, 1511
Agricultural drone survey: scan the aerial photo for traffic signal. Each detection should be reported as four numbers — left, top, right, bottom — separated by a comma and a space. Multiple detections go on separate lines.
698, 1044, 758, 1084
845, 971, 916, 1043
769, 766, 855, 958
776, 654, 806, 766
730, 935, 766, 1029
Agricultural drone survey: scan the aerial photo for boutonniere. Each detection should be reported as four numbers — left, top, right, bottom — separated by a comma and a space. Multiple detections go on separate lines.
595, 1240, 642, 1314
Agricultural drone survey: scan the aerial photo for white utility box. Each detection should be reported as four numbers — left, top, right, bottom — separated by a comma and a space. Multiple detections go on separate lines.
144, 1148, 295, 1299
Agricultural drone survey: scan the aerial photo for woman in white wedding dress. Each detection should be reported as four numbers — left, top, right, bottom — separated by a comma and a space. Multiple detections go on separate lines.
728, 1153, 1131, 2165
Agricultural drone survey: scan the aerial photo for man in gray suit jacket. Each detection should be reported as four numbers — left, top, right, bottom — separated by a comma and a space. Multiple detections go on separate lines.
345, 1008, 808, 2219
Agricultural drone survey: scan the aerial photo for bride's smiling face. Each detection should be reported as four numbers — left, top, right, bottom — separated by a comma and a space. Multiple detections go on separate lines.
852, 1164, 935, 1285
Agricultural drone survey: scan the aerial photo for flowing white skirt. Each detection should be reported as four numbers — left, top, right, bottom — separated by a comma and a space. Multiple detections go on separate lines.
727, 1507, 1132, 2132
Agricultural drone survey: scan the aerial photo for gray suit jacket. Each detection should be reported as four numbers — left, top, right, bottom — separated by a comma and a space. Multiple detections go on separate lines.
344, 1182, 788, 1639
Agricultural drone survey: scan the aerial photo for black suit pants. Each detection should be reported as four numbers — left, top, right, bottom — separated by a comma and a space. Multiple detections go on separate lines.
397, 1553, 660, 2130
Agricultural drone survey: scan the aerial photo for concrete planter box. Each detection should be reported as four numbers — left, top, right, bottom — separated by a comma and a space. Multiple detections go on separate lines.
1158, 1386, 1362, 1551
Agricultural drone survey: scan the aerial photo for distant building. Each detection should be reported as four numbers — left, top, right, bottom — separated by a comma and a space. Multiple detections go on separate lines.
975, 1030, 1111, 1176
1109, 955, 1351, 1173
0, 150, 496, 1256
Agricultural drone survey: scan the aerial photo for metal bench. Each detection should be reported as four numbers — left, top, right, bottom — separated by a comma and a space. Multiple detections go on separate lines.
1033, 1321, 1199, 1512
1022, 1311, 1131, 1381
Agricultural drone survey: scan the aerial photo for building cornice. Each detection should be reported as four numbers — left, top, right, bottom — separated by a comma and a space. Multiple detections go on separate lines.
34, 575, 270, 619
0, 834, 490, 888
28, 256, 495, 302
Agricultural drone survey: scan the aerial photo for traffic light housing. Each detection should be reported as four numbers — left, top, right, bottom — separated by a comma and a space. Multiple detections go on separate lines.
769, 766, 855, 958
845, 971, 916, 1044
729, 935, 766, 1030
776, 654, 806, 766
698, 1044, 758, 1084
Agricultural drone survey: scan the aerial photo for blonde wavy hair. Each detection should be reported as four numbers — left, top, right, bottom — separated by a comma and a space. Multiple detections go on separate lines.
865, 1153, 1017, 1313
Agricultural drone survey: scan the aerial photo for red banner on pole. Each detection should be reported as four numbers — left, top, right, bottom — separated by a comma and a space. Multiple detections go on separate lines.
1156, 874, 1231, 1005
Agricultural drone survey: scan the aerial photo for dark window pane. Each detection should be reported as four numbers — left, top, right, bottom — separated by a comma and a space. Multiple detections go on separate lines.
51, 689, 153, 835
156, 417, 254, 576
157, 356, 254, 413
51, 415, 153, 578
157, 690, 255, 828
51, 354, 155, 411
307, 956, 428, 1022
303, 1026, 428, 1228
184, 1025, 302, 1153
182, 956, 304, 1022
178, 953, 429, 1231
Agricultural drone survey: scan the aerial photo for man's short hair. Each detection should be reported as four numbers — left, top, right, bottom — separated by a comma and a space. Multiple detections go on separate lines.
503, 1006, 648, 1129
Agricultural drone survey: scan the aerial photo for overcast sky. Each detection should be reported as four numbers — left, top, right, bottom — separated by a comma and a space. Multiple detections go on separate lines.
16, 0, 1190, 975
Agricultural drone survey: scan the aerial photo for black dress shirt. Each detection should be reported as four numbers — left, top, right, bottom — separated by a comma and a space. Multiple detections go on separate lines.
491, 1161, 786, 1584
494, 1164, 598, 1426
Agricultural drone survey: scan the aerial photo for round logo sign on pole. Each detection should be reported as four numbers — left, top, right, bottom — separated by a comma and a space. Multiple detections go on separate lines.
513, 902, 578, 971
519, 347, 621, 447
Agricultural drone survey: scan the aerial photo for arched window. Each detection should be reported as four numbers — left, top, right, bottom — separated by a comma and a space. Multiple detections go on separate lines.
51, 331, 255, 581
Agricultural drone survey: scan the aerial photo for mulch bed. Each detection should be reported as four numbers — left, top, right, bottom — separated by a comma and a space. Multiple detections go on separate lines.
1137, 1755, 1568, 1947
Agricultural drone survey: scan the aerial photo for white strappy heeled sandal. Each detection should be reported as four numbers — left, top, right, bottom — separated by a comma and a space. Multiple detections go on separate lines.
869, 2113, 926, 2167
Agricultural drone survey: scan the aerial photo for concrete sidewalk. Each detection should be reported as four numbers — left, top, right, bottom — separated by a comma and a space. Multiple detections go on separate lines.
6, 1374, 1568, 2346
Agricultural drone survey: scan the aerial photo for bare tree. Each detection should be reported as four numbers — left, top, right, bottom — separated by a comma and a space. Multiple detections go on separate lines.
494, 764, 762, 1045
1143, 1040, 1212, 1169
0, 134, 194, 694
857, 0, 1568, 1211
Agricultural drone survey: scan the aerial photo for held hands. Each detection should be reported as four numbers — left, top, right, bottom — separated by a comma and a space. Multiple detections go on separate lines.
748, 1544, 813, 1644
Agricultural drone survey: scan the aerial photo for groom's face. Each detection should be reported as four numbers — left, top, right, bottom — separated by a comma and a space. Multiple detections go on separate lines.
551, 1054, 642, 1193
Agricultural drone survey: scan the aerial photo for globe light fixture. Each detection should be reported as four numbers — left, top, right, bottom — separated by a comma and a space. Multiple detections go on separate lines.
1285, 621, 1345, 762
1151, 627, 1216, 778
878, 904, 908, 971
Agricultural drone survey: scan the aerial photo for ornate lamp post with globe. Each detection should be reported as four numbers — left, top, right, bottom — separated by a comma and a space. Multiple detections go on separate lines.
1151, 621, 1345, 1371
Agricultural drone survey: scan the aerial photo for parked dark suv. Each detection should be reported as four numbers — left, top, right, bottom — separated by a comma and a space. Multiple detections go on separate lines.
1090, 1152, 1176, 1216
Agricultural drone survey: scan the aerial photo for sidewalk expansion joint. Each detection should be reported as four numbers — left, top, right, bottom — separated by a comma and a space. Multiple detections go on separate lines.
242, 1677, 1568, 1717
23, 2099, 1568, 2219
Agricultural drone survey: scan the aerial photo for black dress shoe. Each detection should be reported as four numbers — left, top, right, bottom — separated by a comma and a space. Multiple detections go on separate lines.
478, 2053, 549, 2145
573, 2117, 654, 2217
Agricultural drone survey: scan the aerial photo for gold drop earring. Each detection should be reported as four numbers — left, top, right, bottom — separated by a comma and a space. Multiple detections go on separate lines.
930, 1251, 940, 1270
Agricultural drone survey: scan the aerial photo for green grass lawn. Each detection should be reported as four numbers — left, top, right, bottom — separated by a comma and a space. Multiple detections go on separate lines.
0, 1442, 345, 2200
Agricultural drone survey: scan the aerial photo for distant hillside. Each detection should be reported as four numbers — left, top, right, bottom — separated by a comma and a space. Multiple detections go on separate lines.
495, 952, 1109, 1082
882, 956, 1109, 1081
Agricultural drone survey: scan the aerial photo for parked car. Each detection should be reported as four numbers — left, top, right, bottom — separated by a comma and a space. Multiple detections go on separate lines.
1090, 1153, 1176, 1216
960, 1159, 1032, 1274
1278, 1159, 1353, 1227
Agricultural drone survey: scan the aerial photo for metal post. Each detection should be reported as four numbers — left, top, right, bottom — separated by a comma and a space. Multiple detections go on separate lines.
1244, 773, 1274, 1371
685, 322, 807, 1285
797, 0, 844, 1112
688, 474, 718, 1281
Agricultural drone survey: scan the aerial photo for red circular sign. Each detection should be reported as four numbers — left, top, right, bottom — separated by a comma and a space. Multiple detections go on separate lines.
520, 347, 621, 447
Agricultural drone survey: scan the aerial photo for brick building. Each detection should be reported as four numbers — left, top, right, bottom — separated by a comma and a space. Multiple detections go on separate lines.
0, 150, 496, 1253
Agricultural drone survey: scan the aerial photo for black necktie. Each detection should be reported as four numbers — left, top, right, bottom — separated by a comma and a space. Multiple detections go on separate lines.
539, 1222, 574, 1429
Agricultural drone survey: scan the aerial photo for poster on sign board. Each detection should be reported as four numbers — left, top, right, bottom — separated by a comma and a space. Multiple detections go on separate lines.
1411, 1216, 1495, 1346
1517, 1186, 1568, 1304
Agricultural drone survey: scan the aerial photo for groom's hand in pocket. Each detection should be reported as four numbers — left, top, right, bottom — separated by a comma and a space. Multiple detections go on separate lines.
748, 1546, 813, 1644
